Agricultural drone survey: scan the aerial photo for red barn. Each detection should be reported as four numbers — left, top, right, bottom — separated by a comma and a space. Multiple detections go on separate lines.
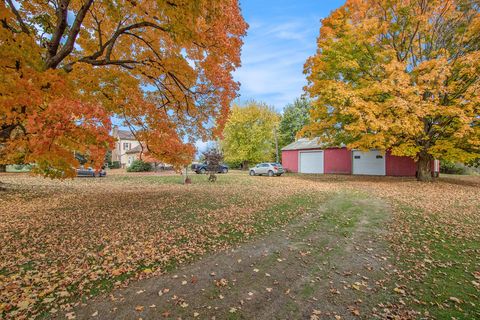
281, 138, 439, 177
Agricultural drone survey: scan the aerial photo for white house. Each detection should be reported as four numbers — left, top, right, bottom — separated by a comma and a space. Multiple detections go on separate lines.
111, 126, 141, 168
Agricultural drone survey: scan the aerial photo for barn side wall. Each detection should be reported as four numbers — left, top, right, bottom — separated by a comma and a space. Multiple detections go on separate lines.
281, 150, 299, 173
283, 148, 439, 177
386, 152, 417, 176
324, 148, 352, 174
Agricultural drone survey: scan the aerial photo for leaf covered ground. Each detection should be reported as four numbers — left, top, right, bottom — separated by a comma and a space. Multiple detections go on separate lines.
0, 171, 479, 319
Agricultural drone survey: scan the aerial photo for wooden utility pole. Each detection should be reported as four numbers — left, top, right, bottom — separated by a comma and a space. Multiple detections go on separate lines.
274, 125, 279, 163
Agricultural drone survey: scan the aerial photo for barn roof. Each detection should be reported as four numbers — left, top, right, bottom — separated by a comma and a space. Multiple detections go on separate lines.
281, 138, 345, 151
281, 138, 323, 151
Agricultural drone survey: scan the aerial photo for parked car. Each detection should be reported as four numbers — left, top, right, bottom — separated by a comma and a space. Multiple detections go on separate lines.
191, 163, 229, 174
249, 163, 284, 177
76, 166, 106, 177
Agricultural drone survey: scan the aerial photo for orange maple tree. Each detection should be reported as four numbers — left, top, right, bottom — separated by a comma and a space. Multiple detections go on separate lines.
304, 0, 480, 181
0, 0, 247, 177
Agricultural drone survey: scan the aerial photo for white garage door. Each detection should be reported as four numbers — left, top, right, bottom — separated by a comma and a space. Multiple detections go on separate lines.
352, 150, 386, 176
299, 151, 324, 174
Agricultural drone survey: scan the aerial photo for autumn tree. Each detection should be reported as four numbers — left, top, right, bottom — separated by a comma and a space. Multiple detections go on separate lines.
304, 0, 480, 181
0, 0, 247, 177
222, 101, 280, 169
278, 98, 310, 150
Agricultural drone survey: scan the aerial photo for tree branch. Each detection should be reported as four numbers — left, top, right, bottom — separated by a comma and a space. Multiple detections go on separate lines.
46, 0, 69, 62
46, 0, 94, 69
65, 20, 168, 70
5, 0, 30, 34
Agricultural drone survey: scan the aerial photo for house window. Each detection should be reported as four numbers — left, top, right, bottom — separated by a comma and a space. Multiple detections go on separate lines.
123, 142, 131, 151
376, 155, 383, 159
354, 156, 361, 159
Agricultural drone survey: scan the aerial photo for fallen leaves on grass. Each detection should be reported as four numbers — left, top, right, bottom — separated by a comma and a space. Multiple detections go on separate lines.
449, 297, 462, 304
158, 288, 170, 296
1, 173, 479, 319
310, 309, 321, 320
161, 310, 171, 317
393, 287, 406, 295
0, 173, 313, 318
214, 278, 228, 287
369, 176, 480, 318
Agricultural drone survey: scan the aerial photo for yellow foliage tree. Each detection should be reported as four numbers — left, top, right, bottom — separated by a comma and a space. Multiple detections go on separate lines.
222, 101, 280, 169
304, 0, 480, 181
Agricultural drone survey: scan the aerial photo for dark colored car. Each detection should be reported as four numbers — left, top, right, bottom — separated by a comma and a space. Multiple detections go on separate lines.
191, 163, 229, 174
76, 166, 106, 177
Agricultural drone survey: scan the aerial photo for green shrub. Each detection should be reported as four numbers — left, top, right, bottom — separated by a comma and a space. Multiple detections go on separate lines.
467, 157, 479, 168
127, 160, 152, 172
440, 161, 466, 174
108, 161, 121, 169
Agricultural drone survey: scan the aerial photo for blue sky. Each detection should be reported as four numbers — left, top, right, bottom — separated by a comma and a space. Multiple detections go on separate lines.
234, 0, 345, 112
195, 1, 345, 152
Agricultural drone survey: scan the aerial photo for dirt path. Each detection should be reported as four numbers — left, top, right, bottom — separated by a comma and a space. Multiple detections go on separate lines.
65, 191, 393, 319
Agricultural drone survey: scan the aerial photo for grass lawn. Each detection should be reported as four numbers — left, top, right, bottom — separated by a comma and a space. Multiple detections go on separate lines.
0, 171, 479, 319
0, 172, 323, 319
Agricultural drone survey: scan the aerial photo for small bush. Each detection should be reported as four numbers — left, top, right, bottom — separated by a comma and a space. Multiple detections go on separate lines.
440, 161, 466, 174
127, 160, 152, 172
108, 161, 121, 169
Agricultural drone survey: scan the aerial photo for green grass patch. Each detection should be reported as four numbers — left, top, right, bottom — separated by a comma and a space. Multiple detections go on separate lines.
393, 205, 480, 319
253, 192, 325, 234
300, 283, 315, 298
295, 191, 384, 238
111, 172, 256, 186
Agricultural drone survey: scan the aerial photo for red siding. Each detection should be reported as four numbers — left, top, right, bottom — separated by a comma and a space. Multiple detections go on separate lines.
386, 152, 417, 176
284, 147, 439, 177
281, 150, 299, 173
324, 148, 351, 174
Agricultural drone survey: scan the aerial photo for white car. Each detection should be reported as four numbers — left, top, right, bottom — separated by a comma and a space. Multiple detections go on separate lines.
249, 163, 284, 177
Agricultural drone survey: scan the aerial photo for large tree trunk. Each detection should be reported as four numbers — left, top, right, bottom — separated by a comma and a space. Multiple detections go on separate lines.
1, 124, 15, 174
417, 152, 433, 182
0, 164, 6, 190
241, 161, 249, 170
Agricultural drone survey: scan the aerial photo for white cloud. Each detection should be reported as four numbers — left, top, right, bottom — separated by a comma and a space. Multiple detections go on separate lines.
194, 140, 220, 157
234, 17, 319, 112
195, 140, 210, 152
